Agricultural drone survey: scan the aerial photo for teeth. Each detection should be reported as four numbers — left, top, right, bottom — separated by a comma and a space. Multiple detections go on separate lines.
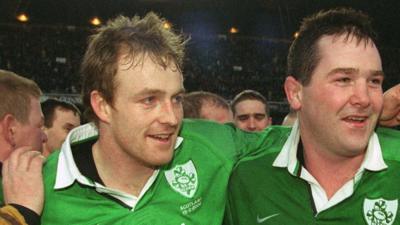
347, 117, 365, 121
152, 134, 170, 139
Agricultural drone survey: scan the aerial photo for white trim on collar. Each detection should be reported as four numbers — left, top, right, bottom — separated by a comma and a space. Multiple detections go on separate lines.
55, 123, 98, 189
54, 123, 184, 208
272, 119, 388, 213
272, 119, 300, 174
272, 119, 387, 173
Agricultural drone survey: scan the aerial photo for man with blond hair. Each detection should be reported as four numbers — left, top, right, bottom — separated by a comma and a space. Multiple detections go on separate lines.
0, 70, 47, 225
41, 12, 269, 224
183, 91, 233, 123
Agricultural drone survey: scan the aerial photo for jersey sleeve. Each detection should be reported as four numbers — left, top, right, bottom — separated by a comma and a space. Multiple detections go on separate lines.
232, 125, 291, 163
0, 205, 28, 225
376, 126, 400, 161
179, 120, 290, 168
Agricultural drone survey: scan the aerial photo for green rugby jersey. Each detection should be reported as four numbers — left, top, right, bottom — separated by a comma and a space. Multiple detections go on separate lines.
224, 125, 400, 225
40, 120, 289, 225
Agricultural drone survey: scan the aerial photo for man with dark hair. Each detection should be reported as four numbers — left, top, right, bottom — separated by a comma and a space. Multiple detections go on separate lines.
41, 99, 81, 157
225, 8, 400, 224
183, 91, 233, 123
0, 69, 47, 225
41, 12, 268, 224
231, 90, 271, 131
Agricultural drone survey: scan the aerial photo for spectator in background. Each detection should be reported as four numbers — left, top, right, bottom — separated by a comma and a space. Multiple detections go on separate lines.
41, 99, 81, 157
231, 90, 271, 131
0, 69, 47, 225
183, 91, 233, 123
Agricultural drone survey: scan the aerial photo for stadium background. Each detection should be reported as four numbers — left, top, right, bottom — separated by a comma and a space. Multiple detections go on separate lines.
1, 0, 399, 123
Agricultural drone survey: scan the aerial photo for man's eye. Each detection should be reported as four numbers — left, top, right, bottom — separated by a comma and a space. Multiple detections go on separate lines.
173, 95, 184, 104
142, 96, 156, 105
337, 77, 351, 83
238, 116, 249, 121
255, 114, 266, 120
370, 78, 383, 86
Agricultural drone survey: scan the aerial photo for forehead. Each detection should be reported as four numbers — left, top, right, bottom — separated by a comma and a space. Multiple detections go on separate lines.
315, 34, 382, 71
115, 54, 183, 93
200, 104, 232, 122
235, 99, 266, 114
27, 97, 43, 124
54, 108, 80, 122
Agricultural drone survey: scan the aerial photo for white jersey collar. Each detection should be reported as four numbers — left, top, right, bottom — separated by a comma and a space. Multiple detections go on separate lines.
54, 123, 183, 209
272, 119, 387, 174
272, 119, 387, 213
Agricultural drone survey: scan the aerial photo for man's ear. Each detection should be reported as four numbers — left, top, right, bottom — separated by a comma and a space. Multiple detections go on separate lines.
284, 76, 303, 110
90, 90, 112, 124
1, 114, 17, 147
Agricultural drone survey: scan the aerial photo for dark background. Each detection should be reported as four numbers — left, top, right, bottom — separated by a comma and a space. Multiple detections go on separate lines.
1, 0, 400, 46
1, 0, 399, 123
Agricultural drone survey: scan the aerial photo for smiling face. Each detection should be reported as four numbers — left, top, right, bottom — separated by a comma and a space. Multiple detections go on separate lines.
97, 55, 184, 168
291, 34, 384, 158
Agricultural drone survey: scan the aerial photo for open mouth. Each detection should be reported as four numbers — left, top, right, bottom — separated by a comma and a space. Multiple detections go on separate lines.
148, 134, 173, 142
343, 116, 368, 126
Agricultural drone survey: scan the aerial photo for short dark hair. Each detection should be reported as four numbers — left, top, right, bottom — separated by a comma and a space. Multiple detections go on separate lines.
183, 91, 230, 119
41, 99, 81, 128
287, 8, 377, 85
81, 12, 188, 124
231, 90, 269, 116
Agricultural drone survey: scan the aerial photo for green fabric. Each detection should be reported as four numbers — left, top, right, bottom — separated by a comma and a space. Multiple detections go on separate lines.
224, 127, 400, 225
41, 120, 290, 225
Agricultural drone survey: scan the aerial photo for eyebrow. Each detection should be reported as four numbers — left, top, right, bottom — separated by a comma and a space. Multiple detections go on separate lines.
327, 67, 385, 78
237, 113, 266, 118
135, 87, 186, 98
64, 123, 77, 128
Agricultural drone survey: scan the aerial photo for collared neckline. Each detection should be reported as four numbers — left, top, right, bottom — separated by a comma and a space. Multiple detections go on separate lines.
54, 123, 184, 209
272, 119, 387, 213
272, 119, 387, 175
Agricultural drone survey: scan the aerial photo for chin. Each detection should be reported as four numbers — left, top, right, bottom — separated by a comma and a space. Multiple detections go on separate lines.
152, 152, 175, 167
345, 143, 368, 156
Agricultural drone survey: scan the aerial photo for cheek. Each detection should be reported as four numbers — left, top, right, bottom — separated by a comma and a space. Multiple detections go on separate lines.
307, 88, 347, 112
237, 120, 246, 125
175, 107, 184, 120
371, 92, 384, 111
261, 120, 269, 126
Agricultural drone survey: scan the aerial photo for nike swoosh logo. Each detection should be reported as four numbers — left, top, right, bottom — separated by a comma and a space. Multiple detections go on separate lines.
257, 213, 279, 223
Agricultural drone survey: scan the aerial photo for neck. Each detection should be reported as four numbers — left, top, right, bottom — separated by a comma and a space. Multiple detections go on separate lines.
42, 144, 52, 157
0, 138, 13, 162
302, 141, 365, 199
93, 135, 155, 197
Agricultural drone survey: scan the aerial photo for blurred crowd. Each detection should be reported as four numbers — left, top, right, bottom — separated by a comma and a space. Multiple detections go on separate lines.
1, 24, 288, 101
1, 23, 398, 107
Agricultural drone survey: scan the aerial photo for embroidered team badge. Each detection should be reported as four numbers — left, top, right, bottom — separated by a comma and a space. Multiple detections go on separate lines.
165, 160, 198, 198
363, 198, 398, 225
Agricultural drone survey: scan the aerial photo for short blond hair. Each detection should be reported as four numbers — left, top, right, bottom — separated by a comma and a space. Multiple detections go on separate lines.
81, 12, 187, 124
0, 70, 42, 124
